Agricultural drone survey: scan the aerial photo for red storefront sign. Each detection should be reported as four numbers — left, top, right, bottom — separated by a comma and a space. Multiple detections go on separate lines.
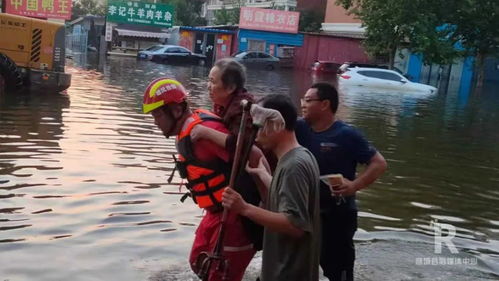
5, 0, 72, 20
239, 7, 299, 34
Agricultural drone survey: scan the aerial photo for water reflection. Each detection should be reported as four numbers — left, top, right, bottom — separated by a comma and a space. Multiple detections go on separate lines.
0, 55, 498, 280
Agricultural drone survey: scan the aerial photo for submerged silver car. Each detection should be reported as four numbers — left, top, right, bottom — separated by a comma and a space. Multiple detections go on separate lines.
233, 51, 280, 70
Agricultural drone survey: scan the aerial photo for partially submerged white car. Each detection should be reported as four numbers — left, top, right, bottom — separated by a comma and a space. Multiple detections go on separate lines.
338, 67, 437, 94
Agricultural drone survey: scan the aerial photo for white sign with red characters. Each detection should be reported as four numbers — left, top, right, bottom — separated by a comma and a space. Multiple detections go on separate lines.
239, 7, 300, 34
5, 0, 72, 20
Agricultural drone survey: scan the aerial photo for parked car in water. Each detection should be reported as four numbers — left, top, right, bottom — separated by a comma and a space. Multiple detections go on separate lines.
311, 61, 341, 74
233, 51, 280, 70
337, 62, 390, 74
338, 62, 409, 78
137, 45, 169, 60
338, 67, 437, 94
138, 45, 207, 65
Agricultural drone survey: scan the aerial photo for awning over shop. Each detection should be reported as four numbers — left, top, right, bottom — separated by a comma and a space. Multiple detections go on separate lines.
115, 28, 170, 39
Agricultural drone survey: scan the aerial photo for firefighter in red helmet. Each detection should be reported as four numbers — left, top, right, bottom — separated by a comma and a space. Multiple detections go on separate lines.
143, 78, 255, 281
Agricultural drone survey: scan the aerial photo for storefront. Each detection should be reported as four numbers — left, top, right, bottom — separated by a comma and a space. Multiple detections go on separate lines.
112, 24, 170, 53
105, 0, 174, 54
235, 7, 303, 66
237, 29, 303, 58
169, 26, 236, 65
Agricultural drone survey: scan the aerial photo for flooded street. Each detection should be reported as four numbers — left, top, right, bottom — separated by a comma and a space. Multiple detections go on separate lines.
1, 55, 498, 281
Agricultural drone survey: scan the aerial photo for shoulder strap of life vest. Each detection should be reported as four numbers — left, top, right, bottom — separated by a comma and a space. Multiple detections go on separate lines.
175, 110, 230, 207
177, 109, 222, 140
176, 109, 225, 167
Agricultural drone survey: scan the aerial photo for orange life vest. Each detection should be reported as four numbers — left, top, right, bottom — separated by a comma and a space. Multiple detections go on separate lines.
175, 109, 231, 209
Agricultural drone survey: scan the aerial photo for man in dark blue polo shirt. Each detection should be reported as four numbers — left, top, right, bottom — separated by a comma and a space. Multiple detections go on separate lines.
295, 82, 387, 281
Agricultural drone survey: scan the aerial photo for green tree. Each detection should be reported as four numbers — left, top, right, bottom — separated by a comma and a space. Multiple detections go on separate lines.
159, 0, 206, 26
450, 0, 499, 88
336, 0, 459, 69
72, 0, 106, 19
214, 5, 240, 25
213, 1, 243, 26
299, 10, 324, 33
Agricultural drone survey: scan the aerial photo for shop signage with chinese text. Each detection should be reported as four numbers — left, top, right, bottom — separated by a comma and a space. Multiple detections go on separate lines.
107, 0, 174, 28
239, 7, 299, 34
5, 0, 72, 20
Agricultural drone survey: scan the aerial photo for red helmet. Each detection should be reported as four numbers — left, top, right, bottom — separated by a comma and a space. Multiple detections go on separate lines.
143, 78, 187, 113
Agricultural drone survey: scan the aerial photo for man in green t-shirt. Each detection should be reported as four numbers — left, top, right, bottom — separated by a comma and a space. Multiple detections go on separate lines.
222, 94, 321, 281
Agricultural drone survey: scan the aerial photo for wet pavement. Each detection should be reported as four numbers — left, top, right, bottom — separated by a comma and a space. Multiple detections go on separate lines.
1, 54, 498, 280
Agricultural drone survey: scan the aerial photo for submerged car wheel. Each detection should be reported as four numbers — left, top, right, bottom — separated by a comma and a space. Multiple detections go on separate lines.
198, 59, 205, 66
265, 64, 274, 71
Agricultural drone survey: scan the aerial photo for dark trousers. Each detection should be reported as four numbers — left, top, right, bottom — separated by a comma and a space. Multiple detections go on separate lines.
320, 207, 358, 281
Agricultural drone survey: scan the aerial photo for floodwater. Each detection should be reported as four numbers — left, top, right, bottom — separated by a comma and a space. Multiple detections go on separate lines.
1, 54, 498, 281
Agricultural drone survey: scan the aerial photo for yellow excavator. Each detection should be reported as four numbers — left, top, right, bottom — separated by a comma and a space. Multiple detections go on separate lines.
0, 13, 71, 92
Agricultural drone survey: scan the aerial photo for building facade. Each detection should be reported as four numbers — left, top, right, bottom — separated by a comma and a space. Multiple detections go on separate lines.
290, 0, 369, 70
321, 0, 364, 37
169, 26, 236, 64
321, 0, 496, 91
237, 28, 303, 57
203, 0, 297, 24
